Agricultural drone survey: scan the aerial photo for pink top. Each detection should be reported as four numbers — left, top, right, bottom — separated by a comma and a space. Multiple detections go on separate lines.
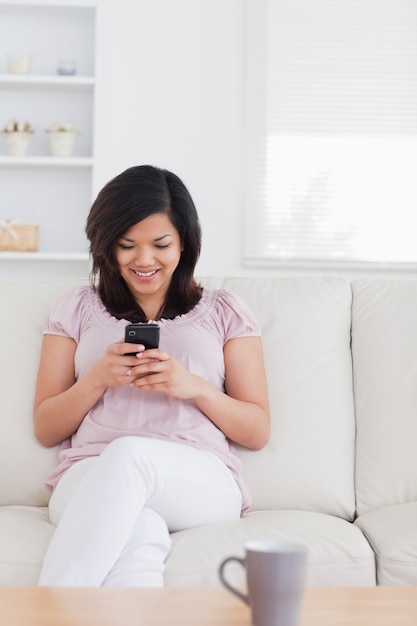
42, 285, 261, 514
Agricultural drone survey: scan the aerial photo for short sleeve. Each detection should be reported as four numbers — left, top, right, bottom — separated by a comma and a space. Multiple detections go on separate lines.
213, 289, 261, 343
43, 286, 90, 343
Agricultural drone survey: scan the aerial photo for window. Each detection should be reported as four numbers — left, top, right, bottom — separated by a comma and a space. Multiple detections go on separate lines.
244, 0, 417, 267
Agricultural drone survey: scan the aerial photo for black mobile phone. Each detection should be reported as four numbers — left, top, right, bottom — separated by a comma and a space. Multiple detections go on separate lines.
125, 323, 160, 355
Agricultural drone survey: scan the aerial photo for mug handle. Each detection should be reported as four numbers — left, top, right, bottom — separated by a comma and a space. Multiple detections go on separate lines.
218, 556, 249, 604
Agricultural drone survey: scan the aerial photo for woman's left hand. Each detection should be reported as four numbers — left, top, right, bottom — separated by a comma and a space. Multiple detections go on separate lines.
129, 337, 270, 452
127, 348, 199, 399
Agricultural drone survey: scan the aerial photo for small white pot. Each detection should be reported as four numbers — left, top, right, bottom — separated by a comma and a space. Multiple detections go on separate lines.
47, 131, 78, 157
2, 132, 32, 156
7, 55, 31, 75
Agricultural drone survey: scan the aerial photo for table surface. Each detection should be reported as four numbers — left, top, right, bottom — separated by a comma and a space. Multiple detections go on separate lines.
0, 585, 416, 625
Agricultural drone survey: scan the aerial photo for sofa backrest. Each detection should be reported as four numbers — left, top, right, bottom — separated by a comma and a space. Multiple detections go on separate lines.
201, 278, 356, 521
0, 279, 87, 507
0, 277, 356, 521
352, 279, 417, 516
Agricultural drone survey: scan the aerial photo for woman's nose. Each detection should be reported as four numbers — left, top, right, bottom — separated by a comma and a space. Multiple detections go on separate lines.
133, 247, 154, 267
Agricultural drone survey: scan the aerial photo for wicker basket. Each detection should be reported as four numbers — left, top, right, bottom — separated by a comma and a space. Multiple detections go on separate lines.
0, 222, 39, 252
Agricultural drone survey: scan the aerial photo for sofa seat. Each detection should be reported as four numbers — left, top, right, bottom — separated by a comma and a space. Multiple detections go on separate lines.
0, 506, 53, 585
355, 501, 417, 585
166, 510, 375, 587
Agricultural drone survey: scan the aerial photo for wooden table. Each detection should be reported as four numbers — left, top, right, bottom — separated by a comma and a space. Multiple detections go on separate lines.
0, 586, 416, 625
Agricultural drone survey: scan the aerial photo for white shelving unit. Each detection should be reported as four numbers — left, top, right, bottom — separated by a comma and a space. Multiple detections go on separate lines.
0, 1, 97, 281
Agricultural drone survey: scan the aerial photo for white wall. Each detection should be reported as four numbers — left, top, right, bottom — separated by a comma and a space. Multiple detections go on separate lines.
95, 0, 417, 281
94, 0, 247, 277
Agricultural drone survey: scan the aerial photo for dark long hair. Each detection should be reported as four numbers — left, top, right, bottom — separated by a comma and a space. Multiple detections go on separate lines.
86, 165, 202, 321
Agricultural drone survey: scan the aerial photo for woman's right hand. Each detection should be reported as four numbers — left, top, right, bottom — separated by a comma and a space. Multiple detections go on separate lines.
93, 340, 151, 388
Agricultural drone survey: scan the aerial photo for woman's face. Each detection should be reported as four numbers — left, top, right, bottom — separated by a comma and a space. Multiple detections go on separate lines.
115, 212, 182, 317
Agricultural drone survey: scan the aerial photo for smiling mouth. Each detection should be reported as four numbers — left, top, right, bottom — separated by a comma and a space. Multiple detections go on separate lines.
132, 269, 159, 277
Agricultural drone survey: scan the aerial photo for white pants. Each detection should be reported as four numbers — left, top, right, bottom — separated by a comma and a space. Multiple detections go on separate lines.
38, 436, 242, 587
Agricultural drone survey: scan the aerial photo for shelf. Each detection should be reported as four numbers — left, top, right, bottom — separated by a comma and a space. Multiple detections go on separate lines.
0, 1, 97, 281
0, 252, 89, 261
0, 156, 93, 168
0, 74, 95, 90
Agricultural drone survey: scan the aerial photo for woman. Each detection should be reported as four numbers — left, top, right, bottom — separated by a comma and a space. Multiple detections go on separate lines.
34, 165, 270, 587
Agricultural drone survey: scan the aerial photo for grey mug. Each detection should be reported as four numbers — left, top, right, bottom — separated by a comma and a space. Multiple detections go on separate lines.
218, 539, 308, 626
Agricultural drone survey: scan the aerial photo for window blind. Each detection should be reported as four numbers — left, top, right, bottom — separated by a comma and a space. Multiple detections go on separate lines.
244, 0, 417, 266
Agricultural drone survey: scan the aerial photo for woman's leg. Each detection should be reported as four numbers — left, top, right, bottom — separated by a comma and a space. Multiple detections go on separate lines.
102, 506, 170, 587
44, 456, 170, 587
39, 436, 242, 587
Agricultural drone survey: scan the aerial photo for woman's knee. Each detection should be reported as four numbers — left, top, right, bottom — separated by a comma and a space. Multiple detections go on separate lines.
100, 436, 178, 470
99, 436, 147, 467
97, 437, 161, 494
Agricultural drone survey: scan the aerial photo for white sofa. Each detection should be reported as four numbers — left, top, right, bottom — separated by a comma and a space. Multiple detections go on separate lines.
1, 276, 417, 587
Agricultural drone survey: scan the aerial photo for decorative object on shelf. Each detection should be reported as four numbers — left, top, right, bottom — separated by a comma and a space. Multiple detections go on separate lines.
57, 59, 77, 76
46, 121, 79, 157
0, 220, 39, 252
2, 119, 34, 156
7, 54, 31, 75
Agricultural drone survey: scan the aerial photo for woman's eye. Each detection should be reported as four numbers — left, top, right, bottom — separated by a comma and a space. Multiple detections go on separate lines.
118, 243, 134, 250
155, 244, 170, 249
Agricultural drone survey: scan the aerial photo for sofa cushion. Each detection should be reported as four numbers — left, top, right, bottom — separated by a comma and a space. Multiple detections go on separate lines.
201, 277, 356, 520
0, 506, 53, 585
354, 501, 417, 585
0, 280, 87, 507
0, 507, 376, 587
352, 279, 417, 516
165, 509, 376, 587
